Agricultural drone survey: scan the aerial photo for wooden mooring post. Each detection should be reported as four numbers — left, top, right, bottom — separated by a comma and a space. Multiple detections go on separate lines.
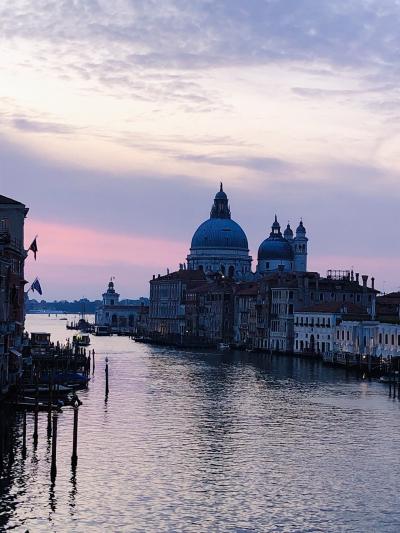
50, 412, 58, 479
71, 400, 79, 465
105, 356, 109, 397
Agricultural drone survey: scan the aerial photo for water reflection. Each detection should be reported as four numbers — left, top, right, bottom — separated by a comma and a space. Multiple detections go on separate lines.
1, 315, 400, 532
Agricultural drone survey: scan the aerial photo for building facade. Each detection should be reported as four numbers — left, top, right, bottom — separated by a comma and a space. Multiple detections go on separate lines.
0, 195, 29, 396
95, 279, 149, 333
148, 268, 206, 339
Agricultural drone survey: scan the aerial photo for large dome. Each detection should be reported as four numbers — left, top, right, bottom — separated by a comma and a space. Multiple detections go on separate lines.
191, 218, 249, 250
258, 237, 294, 260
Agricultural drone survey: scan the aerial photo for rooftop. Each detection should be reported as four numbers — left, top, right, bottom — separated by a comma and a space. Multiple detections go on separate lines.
296, 302, 369, 315
151, 269, 207, 282
0, 195, 24, 206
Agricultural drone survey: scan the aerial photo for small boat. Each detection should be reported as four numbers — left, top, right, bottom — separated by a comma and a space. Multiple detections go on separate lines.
218, 342, 231, 351
6, 398, 63, 412
23, 384, 73, 396
93, 325, 110, 336
59, 317, 68, 321
133, 336, 153, 343
379, 376, 395, 384
73, 334, 91, 346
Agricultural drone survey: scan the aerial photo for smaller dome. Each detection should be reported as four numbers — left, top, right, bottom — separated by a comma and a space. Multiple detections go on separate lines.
258, 238, 294, 261
272, 215, 280, 230
258, 216, 294, 261
296, 220, 306, 234
284, 223, 293, 239
215, 182, 227, 200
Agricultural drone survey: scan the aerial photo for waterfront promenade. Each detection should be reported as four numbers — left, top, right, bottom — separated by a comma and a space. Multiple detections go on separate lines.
1, 314, 400, 532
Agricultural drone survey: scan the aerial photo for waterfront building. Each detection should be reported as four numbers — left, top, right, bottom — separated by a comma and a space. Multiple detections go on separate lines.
148, 267, 206, 339
336, 321, 400, 360
95, 279, 149, 333
0, 195, 28, 395
293, 303, 369, 356
376, 291, 400, 323
234, 282, 263, 348
185, 276, 236, 344
233, 270, 377, 353
187, 184, 252, 280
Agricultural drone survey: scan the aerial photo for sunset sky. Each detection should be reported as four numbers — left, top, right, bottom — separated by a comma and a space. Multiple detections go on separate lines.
2, 0, 400, 299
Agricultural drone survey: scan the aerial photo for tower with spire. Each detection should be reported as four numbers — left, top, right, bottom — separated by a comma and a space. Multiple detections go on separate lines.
292, 220, 308, 272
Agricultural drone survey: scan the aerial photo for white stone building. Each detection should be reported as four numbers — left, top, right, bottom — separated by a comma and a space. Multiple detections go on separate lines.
294, 303, 369, 356
336, 321, 400, 360
95, 279, 149, 332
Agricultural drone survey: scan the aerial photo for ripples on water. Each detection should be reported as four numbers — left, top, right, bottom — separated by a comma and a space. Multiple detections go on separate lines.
1, 315, 400, 532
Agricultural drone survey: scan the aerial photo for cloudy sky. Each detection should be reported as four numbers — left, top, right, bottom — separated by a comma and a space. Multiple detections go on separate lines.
1, 0, 400, 299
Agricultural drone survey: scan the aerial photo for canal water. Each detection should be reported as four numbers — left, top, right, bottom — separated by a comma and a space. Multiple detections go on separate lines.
1, 315, 400, 532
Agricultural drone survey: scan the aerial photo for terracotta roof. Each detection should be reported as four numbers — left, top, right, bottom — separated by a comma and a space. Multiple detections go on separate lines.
150, 270, 206, 282
297, 302, 368, 315
0, 195, 24, 206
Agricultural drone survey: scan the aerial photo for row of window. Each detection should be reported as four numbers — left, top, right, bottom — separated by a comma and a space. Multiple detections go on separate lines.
295, 316, 331, 327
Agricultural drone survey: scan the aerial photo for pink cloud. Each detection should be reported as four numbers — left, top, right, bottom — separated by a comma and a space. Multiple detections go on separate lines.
24, 218, 188, 299
25, 218, 187, 268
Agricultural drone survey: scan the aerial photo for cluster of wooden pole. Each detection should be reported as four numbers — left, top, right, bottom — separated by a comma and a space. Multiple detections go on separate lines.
1, 350, 112, 481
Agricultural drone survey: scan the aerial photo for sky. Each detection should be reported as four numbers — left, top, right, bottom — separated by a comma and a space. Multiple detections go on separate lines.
1, 0, 400, 299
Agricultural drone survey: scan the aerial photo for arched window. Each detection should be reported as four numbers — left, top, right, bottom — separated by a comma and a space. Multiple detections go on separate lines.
198, 265, 203, 271
228, 266, 235, 278
220, 265, 225, 275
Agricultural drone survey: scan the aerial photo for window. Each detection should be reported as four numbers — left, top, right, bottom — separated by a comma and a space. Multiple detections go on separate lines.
346, 331, 349, 341
385, 334, 388, 345
379, 333, 382, 343
391, 335, 395, 345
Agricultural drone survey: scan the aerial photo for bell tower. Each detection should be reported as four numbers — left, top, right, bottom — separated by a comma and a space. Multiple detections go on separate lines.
293, 220, 308, 272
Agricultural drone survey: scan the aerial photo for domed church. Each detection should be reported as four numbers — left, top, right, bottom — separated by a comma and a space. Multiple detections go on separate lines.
187, 184, 252, 280
257, 216, 308, 274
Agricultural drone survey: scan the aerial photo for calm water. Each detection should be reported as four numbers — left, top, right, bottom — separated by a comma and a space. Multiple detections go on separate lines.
1, 315, 400, 532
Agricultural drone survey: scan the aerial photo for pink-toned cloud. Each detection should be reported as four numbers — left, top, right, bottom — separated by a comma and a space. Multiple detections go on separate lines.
24, 218, 188, 299
25, 218, 187, 268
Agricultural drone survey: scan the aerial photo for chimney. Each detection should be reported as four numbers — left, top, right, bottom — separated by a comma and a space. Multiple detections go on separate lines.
362, 275, 368, 288
152, 275, 155, 280
371, 277, 375, 290
355, 273, 360, 284
351, 270, 354, 282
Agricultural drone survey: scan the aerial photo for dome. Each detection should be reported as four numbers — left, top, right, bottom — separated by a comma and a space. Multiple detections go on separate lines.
258, 216, 294, 261
296, 220, 306, 234
284, 223, 293, 239
191, 218, 249, 250
258, 237, 294, 261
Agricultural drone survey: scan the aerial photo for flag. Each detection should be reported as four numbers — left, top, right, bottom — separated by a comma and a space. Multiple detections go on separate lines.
31, 278, 42, 295
29, 237, 38, 260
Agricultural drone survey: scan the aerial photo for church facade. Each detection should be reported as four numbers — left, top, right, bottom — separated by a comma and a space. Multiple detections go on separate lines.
186, 184, 308, 278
